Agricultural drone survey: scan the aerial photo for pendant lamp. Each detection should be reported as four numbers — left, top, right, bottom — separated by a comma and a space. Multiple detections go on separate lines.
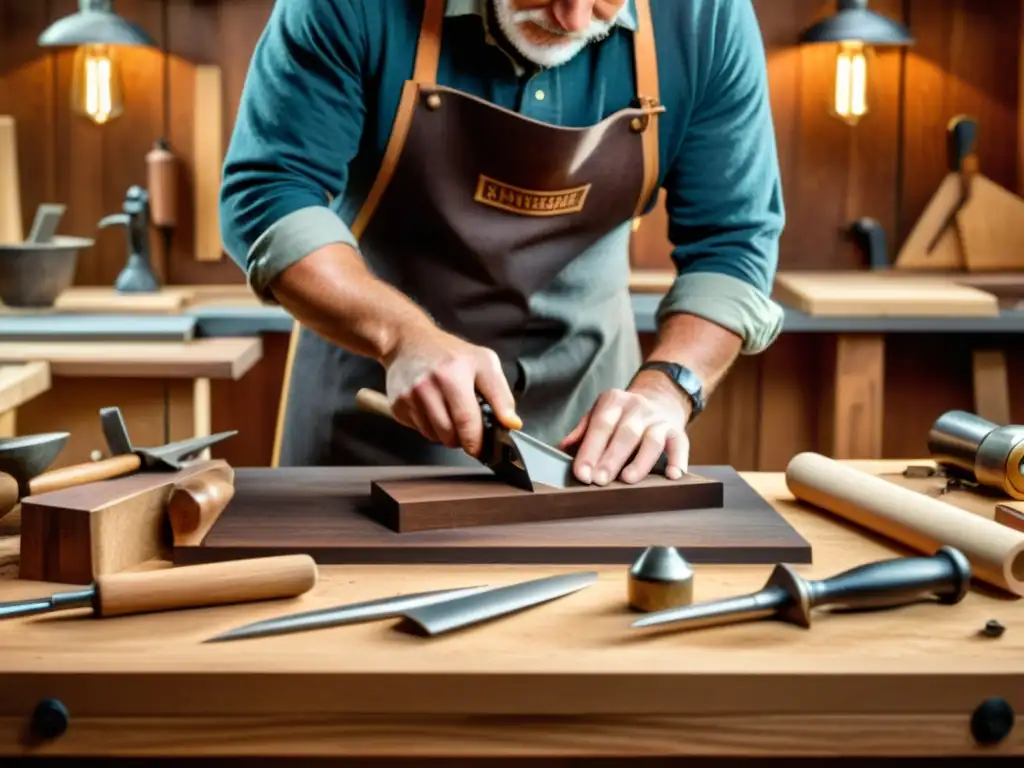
38, 0, 158, 126
799, 0, 914, 126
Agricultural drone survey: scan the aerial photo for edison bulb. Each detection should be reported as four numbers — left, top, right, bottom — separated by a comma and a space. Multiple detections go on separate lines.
70, 44, 125, 125
833, 41, 868, 125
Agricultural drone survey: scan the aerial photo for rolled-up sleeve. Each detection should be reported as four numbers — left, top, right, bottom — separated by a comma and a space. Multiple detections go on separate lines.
219, 0, 366, 302
655, 0, 785, 354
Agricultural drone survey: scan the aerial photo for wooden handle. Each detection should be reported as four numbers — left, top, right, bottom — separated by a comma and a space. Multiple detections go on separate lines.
168, 475, 235, 547
27, 454, 142, 496
0, 471, 19, 520
93, 554, 319, 617
786, 452, 1024, 596
355, 388, 395, 420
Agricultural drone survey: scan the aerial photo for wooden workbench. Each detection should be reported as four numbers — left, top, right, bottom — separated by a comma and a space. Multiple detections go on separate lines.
0, 460, 1019, 759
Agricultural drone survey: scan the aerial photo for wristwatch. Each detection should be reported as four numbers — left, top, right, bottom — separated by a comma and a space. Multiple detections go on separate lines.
635, 360, 706, 420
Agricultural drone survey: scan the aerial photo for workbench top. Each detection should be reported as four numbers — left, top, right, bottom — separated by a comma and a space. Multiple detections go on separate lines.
0, 460, 1019, 759
4, 280, 1024, 342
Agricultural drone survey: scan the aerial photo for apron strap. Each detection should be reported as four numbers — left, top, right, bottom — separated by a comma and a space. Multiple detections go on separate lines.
631, 0, 662, 218
414, 0, 446, 85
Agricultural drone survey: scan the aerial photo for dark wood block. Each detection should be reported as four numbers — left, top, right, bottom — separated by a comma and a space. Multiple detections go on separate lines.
174, 465, 812, 566
368, 472, 724, 532
19, 460, 233, 584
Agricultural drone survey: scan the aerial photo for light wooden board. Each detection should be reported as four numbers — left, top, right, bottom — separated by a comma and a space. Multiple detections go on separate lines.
48, 287, 195, 314
0, 362, 49, 415
772, 271, 1000, 316
0, 116, 21, 244
0, 338, 262, 379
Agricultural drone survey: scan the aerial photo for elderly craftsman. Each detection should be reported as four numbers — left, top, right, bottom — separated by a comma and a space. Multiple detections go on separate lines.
219, 0, 785, 485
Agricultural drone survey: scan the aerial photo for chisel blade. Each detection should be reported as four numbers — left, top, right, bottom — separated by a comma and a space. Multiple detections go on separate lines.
630, 587, 789, 630
203, 585, 492, 643
402, 571, 598, 636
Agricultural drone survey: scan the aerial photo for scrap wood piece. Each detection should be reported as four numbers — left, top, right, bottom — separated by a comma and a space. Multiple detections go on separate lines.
772, 271, 999, 316
19, 459, 234, 584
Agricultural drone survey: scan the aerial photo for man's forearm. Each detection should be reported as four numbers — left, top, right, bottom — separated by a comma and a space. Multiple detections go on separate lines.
635, 312, 742, 397
269, 244, 438, 364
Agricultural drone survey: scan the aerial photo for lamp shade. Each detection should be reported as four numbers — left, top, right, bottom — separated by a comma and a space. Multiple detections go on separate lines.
799, 0, 913, 46
38, 0, 156, 48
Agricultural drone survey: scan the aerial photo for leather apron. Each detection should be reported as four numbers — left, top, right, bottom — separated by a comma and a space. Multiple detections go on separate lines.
272, 0, 663, 468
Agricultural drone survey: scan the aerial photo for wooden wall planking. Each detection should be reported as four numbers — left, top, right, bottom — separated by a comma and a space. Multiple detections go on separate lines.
1, 0, 1023, 470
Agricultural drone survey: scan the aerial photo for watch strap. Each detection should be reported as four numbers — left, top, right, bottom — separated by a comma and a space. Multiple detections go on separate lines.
635, 360, 706, 420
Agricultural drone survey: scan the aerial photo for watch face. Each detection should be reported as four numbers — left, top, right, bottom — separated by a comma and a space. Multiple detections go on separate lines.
675, 365, 700, 394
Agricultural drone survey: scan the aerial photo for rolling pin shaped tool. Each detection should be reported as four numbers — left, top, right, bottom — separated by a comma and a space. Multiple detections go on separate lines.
355, 388, 580, 491
0, 555, 318, 620
631, 546, 972, 631
204, 585, 493, 643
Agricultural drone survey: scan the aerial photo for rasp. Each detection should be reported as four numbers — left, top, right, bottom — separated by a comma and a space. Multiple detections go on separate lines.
631, 546, 972, 631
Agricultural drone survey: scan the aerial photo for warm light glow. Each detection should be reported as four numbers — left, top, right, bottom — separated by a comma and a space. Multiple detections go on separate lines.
70, 44, 125, 125
833, 41, 868, 124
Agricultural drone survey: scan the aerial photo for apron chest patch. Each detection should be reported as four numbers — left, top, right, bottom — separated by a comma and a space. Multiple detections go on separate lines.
474, 174, 591, 217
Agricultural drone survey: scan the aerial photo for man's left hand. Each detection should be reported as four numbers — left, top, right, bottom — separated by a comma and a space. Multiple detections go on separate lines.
558, 370, 691, 485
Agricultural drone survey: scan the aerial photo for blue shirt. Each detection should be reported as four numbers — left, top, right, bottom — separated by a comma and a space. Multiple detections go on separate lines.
220, 0, 785, 354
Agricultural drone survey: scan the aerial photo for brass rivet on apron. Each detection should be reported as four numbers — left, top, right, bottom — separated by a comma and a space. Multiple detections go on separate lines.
425, 93, 442, 110
630, 117, 644, 132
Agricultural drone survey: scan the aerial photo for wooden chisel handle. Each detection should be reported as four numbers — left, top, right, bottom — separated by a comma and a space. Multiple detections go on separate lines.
168, 475, 236, 547
355, 388, 395, 420
28, 454, 142, 496
93, 554, 319, 617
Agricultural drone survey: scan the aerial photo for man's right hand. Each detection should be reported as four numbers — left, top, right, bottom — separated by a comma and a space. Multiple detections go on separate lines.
382, 324, 522, 457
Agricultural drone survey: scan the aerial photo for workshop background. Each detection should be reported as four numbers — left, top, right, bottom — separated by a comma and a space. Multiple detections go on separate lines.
0, 0, 1021, 471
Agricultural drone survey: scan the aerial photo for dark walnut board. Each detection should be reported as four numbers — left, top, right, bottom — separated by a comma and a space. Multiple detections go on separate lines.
173, 465, 812, 566
369, 471, 724, 532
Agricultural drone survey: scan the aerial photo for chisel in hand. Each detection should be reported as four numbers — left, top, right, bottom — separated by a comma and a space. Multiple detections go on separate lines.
0, 554, 319, 620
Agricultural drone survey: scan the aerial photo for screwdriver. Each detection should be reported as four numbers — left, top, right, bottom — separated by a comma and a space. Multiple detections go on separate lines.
0, 554, 318, 619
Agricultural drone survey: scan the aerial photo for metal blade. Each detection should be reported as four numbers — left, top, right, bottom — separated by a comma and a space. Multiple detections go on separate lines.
507, 431, 582, 489
630, 586, 789, 631
99, 407, 133, 456
203, 585, 492, 643
402, 571, 598, 636
0, 588, 94, 620
137, 431, 239, 470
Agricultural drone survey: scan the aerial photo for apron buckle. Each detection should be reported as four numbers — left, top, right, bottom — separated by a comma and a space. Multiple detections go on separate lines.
630, 96, 664, 133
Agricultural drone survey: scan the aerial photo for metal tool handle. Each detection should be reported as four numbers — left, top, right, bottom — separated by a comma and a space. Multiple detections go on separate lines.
947, 114, 978, 174
355, 388, 395, 420
27, 454, 142, 496
806, 546, 972, 611
93, 554, 319, 617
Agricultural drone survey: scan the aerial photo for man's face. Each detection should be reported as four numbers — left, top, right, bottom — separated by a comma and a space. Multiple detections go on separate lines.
493, 0, 628, 68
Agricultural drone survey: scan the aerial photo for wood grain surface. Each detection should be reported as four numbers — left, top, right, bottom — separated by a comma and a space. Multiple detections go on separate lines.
174, 465, 810, 566
0, 462, 1020, 758
368, 472, 724, 533
20, 459, 233, 583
